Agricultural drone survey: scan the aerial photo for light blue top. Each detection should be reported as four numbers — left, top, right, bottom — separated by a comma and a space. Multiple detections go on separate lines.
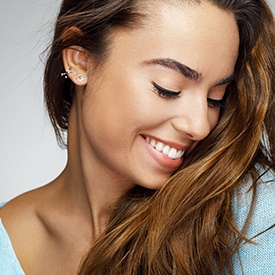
0, 169, 274, 274
232, 168, 275, 274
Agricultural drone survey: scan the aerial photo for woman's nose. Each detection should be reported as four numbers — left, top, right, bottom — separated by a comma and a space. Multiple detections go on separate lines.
171, 98, 212, 141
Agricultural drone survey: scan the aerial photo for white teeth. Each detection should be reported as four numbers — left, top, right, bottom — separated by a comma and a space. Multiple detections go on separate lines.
168, 148, 177, 159
150, 139, 156, 147
162, 145, 170, 155
176, 150, 184, 158
145, 137, 185, 159
155, 142, 164, 152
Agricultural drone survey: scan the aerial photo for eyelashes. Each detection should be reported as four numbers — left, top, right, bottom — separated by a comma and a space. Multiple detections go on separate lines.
152, 81, 180, 99
207, 98, 226, 108
152, 81, 226, 108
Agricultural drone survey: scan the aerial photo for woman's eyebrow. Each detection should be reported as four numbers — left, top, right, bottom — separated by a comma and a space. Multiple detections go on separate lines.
141, 58, 236, 86
141, 58, 202, 81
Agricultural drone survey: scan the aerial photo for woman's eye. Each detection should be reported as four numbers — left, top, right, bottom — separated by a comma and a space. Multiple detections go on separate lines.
152, 81, 226, 107
207, 98, 226, 108
152, 81, 180, 99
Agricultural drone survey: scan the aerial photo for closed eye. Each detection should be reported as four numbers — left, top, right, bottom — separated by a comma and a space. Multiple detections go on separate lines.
152, 81, 180, 99
207, 98, 226, 108
152, 81, 226, 108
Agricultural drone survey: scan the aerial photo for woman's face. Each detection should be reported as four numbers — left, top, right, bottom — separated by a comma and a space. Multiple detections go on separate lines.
80, 1, 239, 189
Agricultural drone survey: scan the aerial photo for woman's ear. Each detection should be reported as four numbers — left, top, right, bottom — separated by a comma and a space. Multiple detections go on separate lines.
62, 45, 89, 86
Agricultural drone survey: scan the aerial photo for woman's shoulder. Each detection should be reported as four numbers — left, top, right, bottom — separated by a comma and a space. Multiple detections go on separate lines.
0, 215, 25, 274
0, 181, 61, 224
233, 167, 275, 231
0, 187, 47, 231
232, 167, 275, 274
0, 186, 55, 273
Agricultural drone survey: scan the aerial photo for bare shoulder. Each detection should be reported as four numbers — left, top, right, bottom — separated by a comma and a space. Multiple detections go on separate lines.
0, 177, 92, 274
1, 184, 52, 234
0, 185, 55, 271
0, 185, 48, 226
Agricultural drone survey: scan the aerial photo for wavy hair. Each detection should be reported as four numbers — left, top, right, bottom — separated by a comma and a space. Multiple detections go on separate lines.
44, 0, 275, 274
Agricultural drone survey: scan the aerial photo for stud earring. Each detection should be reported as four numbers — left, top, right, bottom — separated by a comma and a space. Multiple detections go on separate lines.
61, 67, 72, 79
76, 74, 85, 82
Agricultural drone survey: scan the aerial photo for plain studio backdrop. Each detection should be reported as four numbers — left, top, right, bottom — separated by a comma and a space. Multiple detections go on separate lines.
0, 1, 275, 202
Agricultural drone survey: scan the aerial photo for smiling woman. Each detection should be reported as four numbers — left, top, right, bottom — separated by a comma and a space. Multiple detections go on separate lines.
0, 0, 274, 274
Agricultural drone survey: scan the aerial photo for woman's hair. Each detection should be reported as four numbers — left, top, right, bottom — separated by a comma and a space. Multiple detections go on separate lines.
44, 0, 275, 274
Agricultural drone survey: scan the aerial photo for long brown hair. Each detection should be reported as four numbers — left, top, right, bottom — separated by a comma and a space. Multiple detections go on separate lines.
44, 0, 275, 274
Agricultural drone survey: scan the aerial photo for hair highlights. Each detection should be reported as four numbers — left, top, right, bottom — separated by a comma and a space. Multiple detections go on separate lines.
43, 0, 275, 273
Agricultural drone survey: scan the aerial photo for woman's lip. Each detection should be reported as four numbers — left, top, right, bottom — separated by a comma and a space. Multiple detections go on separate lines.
142, 134, 188, 151
141, 135, 186, 170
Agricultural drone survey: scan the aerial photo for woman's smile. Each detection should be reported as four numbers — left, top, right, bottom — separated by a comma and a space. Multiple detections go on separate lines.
145, 136, 185, 160
141, 134, 187, 170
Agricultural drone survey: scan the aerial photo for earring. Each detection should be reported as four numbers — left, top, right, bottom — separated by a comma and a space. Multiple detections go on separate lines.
76, 74, 85, 82
61, 68, 72, 79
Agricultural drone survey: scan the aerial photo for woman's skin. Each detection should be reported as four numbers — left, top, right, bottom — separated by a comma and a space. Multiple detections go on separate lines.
0, 2, 239, 274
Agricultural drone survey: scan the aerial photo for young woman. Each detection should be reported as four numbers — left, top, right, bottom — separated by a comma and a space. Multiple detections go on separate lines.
0, 0, 274, 274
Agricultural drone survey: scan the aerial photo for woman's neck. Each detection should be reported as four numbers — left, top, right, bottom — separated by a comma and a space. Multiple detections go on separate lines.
63, 102, 134, 236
